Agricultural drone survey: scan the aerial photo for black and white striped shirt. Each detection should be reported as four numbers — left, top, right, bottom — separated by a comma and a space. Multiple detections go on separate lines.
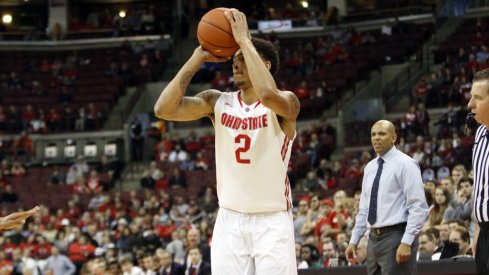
473, 125, 489, 223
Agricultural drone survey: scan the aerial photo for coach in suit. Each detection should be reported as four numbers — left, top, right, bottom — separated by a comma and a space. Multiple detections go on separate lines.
345, 120, 429, 275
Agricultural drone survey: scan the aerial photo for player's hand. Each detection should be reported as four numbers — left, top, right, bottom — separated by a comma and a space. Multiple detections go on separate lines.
0, 206, 40, 230
345, 244, 358, 265
224, 9, 251, 45
396, 243, 411, 264
192, 46, 229, 63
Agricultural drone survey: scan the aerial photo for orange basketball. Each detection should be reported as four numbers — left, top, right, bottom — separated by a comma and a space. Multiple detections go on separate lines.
197, 8, 239, 58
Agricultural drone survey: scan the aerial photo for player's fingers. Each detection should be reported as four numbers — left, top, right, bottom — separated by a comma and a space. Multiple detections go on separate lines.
7, 206, 39, 220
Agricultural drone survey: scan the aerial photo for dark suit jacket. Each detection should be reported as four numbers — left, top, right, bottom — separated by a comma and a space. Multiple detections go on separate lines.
186, 261, 211, 275
160, 262, 186, 275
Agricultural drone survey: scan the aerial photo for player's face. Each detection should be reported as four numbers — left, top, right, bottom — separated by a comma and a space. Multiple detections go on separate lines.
232, 50, 250, 89
370, 122, 396, 156
468, 80, 489, 127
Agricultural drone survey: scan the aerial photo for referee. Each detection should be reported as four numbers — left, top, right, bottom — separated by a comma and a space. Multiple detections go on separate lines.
467, 69, 489, 275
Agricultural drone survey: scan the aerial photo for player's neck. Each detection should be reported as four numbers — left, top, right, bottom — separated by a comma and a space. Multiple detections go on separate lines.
239, 88, 260, 105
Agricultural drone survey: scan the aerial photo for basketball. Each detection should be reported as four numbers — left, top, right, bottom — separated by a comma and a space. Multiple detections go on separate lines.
197, 8, 239, 58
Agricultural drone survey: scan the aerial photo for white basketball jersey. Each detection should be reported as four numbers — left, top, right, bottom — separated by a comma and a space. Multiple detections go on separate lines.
214, 91, 295, 213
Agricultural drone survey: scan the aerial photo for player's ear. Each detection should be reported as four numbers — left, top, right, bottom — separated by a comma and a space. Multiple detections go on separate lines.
264, 61, 271, 71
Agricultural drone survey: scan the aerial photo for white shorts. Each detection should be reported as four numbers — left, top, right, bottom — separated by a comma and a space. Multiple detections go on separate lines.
211, 207, 297, 275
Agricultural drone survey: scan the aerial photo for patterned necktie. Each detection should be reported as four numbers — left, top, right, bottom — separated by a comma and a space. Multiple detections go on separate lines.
368, 157, 384, 225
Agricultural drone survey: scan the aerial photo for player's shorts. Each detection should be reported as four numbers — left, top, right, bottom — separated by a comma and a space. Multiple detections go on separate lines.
211, 207, 297, 275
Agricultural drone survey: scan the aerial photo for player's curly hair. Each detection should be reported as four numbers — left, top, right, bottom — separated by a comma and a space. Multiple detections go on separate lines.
252, 37, 280, 76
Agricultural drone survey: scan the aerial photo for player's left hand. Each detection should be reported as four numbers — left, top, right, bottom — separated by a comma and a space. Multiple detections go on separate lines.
0, 206, 40, 230
224, 9, 251, 45
396, 243, 411, 264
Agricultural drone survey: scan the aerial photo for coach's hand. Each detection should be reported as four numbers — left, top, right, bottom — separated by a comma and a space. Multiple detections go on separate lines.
345, 244, 358, 265
0, 206, 40, 230
396, 243, 411, 264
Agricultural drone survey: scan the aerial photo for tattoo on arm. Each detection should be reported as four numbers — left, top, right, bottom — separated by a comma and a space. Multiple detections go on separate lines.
290, 94, 300, 110
179, 71, 193, 90
201, 91, 216, 105
180, 97, 195, 108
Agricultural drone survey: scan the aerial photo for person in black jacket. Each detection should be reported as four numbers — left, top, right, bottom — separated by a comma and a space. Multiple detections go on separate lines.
157, 249, 185, 275
185, 248, 211, 275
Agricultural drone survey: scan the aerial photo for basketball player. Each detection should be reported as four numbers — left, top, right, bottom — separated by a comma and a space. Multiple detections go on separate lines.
154, 8, 299, 275
0, 206, 39, 230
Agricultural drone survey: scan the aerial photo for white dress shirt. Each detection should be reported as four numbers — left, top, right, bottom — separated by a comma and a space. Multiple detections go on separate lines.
350, 146, 429, 246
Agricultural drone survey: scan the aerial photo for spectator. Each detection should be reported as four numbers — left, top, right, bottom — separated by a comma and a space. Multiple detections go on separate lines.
185, 247, 211, 275
427, 187, 452, 228
166, 231, 186, 266
141, 253, 157, 274
294, 81, 310, 99
10, 161, 26, 177
71, 155, 89, 177
44, 245, 76, 275
298, 244, 321, 269
168, 144, 188, 163
130, 118, 145, 162
322, 240, 339, 268
194, 152, 210, 171
86, 170, 102, 194
294, 199, 311, 244
450, 177, 473, 222
169, 168, 187, 189
13, 130, 34, 161
448, 226, 472, 256
120, 257, 144, 275
157, 249, 185, 275
68, 234, 96, 272
179, 155, 195, 172
140, 161, 163, 189
418, 231, 438, 261
1, 185, 19, 204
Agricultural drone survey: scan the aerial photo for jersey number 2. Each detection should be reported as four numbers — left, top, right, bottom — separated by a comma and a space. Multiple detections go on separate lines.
235, 134, 251, 164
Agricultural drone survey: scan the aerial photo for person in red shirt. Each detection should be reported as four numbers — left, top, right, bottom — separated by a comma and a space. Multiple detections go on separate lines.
33, 235, 52, 259
315, 199, 334, 241
294, 81, 310, 99
68, 234, 96, 271
327, 190, 350, 236
13, 130, 34, 160
211, 71, 230, 90
86, 170, 102, 194
195, 152, 210, 170
0, 251, 12, 274
47, 108, 62, 132
413, 77, 431, 104
71, 178, 87, 194
1, 236, 17, 258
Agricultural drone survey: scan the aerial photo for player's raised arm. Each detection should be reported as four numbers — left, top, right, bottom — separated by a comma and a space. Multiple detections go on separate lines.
224, 9, 300, 122
154, 47, 227, 121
